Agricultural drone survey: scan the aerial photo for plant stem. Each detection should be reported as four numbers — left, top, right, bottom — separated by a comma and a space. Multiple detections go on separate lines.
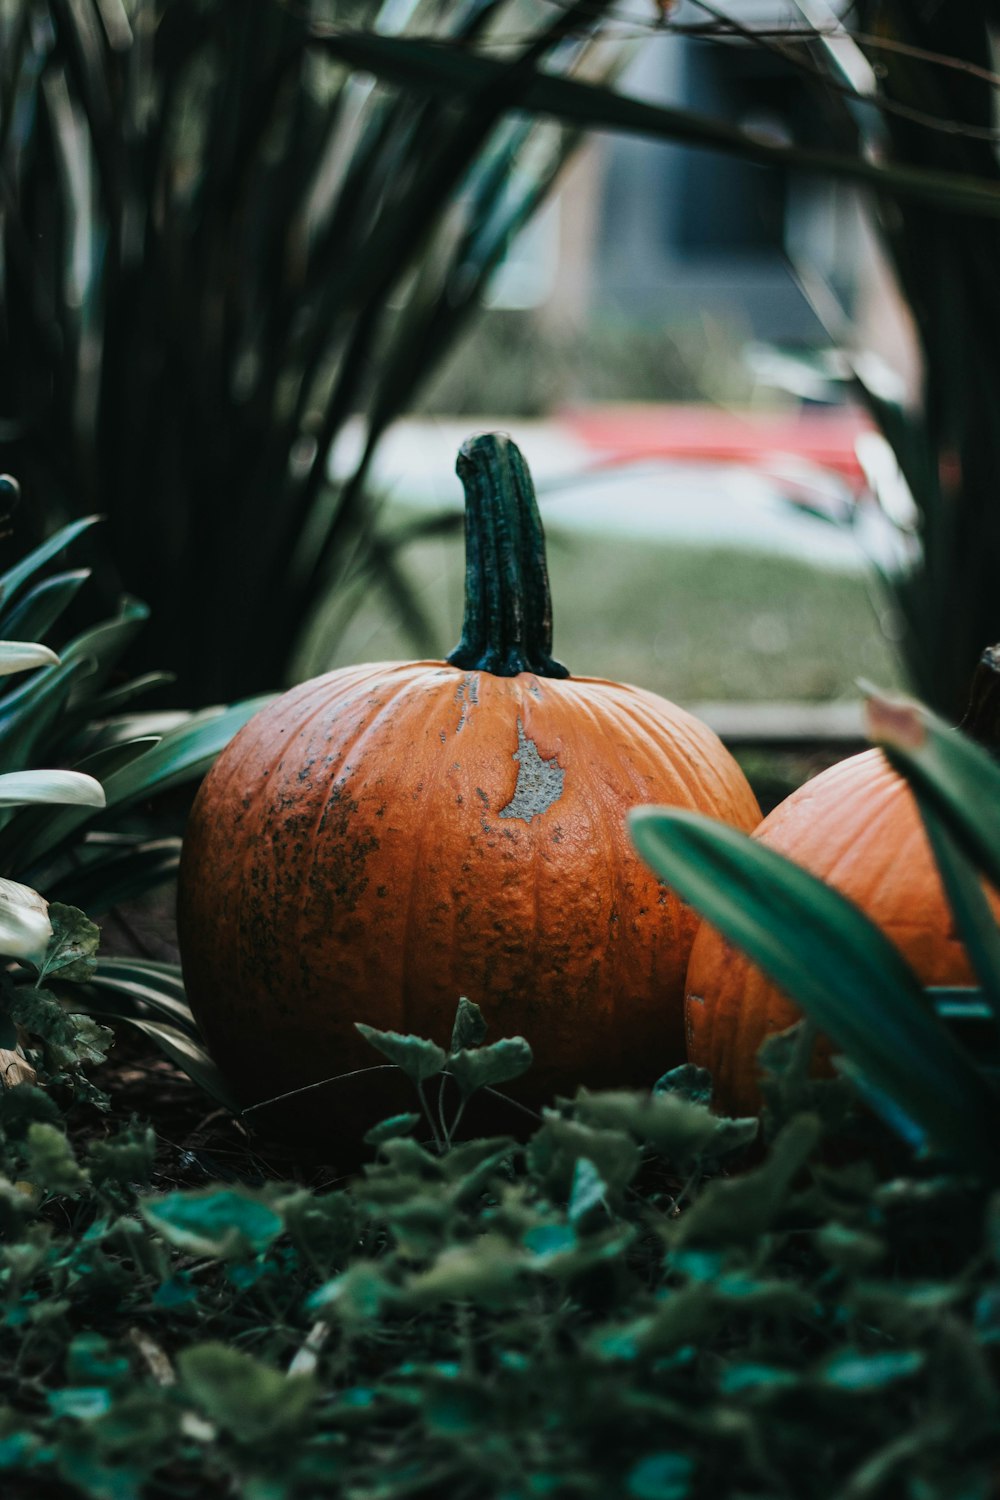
447, 433, 569, 679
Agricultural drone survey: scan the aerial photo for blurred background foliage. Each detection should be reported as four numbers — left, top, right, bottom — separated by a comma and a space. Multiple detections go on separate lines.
0, 0, 622, 704
3, 0, 1000, 719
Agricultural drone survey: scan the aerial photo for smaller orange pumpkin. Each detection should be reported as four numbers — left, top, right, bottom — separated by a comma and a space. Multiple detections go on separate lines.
685, 650, 1000, 1118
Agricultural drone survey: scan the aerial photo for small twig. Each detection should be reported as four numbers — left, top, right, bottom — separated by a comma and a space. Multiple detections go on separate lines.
416, 1079, 445, 1153
240, 1064, 398, 1116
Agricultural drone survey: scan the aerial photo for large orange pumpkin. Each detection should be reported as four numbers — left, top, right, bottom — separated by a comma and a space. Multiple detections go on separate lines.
178, 434, 760, 1135
685, 684, 1000, 1118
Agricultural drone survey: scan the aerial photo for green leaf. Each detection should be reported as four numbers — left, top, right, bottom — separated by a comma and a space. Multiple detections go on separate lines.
653, 1064, 713, 1107
44, 838, 181, 914
355, 1023, 447, 1082
36, 903, 100, 983
528, 1113, 641, 1202
568, 1156, 606, 1224
450, 995, 487, 1052
24, 1122, 88, 1195
47, 1386, 112, 1420
178, 1344, 317, 1444
0, 769, 105, 808
674, 1115, 821, 1246
364, 1113, 422, 1146
573, 1089, 758, 1171
447, 1037, 532, 1099
142, 1189, 283, 1259
627, 1453, 694, 1500
0, 569, 90, 643
2, 696, 270, 869
86, 1013, 236, 1110
0, 641, 60, 676
0, 517, 101, 604
819, 1347, 925, 1392
0, 657, 91, 773
79, 959, 199, 1036
59, 597, 150, 703
315, 31, 1000, 222
866, 692, 1000, 893
629, 806, 1000, 1177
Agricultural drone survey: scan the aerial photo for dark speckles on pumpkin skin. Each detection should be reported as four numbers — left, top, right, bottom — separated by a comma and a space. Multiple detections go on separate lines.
307, 785, 382, 914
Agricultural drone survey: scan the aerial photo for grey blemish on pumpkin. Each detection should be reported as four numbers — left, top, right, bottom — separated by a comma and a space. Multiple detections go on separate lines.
455, 672, 479, 733
499, 718, 564, 823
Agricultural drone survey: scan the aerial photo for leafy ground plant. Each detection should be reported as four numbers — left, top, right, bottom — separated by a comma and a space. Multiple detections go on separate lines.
0, 981, 997, 1499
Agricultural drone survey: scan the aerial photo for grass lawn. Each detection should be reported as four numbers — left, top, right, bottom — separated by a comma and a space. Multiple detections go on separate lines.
298, 514, 906, 707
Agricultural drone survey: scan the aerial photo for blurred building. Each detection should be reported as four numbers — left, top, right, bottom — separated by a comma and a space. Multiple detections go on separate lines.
495, 1, 872, 348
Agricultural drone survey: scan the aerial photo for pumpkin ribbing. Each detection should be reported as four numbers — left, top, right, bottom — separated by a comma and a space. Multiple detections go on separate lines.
178, 435, 761, 1141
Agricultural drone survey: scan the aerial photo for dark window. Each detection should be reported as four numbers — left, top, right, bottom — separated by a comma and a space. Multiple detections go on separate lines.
670, 42, 806, 257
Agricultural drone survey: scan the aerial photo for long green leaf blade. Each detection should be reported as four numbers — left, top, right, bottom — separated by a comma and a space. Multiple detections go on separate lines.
312, 30, 1000, 221
0, 517, 101, 604
918, 801, 1000, 1031
629, 807, 1000, 1177
866, 692, 1000, 892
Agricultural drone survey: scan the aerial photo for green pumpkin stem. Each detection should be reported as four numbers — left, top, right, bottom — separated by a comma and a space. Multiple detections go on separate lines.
447, 433, 569, 679
959, 644, 1000, 750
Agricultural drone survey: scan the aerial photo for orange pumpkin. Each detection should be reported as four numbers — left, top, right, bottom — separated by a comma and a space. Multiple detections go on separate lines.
178, 434, 760, 1135
685, 708, 1000, 1118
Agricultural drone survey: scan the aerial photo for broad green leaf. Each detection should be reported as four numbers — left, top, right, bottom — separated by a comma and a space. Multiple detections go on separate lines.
355, 1023, 447, 1082
629, 807, 1000, 1177
36, 903, 100, 983
142, 1190, 283, 1259
447, 1037, 532, 1098
0, 641, 59, 676
866, 692, 1000, 892
0, 769, 105, 808
0, 516, 101, 604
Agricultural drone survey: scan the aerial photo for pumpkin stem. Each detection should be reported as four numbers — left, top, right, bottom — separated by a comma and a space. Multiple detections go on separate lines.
959, 644, 1000, 750
447, 433, 569, 679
